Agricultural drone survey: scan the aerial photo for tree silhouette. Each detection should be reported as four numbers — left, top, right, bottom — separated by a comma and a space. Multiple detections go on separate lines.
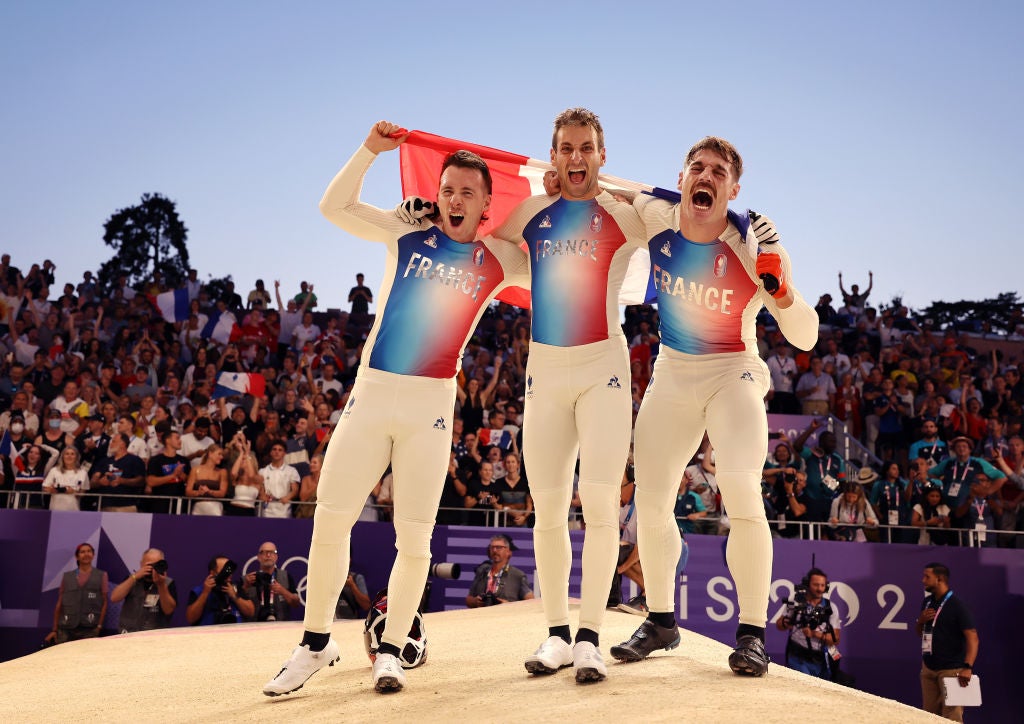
919, 292, 1023, 334
96, 193, 190, 297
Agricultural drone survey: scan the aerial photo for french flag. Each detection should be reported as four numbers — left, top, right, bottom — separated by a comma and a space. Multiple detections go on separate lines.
477, 428, 513, 450
212, 372, 266, 400
201, 310, 242, 346
0, 430, 25, 473
399, 131, 679, 308
151, 288, 191, 323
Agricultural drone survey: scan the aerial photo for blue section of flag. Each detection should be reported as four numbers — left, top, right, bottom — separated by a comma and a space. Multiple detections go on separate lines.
211, 371, 265, 400
154, 288, 191, 323
200, 310, 238, 345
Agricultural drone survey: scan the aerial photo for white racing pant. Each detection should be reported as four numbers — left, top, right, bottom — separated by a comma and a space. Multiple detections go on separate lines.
302, 368, 454, 651
634, 348, 772, 628
524, 337, 632, 634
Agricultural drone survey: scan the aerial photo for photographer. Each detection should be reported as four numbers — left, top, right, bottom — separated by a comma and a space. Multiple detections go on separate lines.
185, 555, 254, 625
110, 548, 177, 633
44, 542, 108, 645
466, 534, 533, 608
776, 567, 841, 679
241, 542, 301, 621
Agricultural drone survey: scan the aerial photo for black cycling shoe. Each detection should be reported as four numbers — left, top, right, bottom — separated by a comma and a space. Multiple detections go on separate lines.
728, 635, 770, 677
609, 619, 681, 662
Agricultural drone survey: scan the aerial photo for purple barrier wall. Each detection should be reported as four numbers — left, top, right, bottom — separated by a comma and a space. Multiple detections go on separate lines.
1, 511, 1018, 722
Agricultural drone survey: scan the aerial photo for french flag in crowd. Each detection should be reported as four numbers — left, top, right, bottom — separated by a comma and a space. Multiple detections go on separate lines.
477, 428, 513, 450
212, 372, 266, 400
0, 430, 25, 472
398, 131, 681, 308
201, 310, 242, 346
150, 288, 191, 323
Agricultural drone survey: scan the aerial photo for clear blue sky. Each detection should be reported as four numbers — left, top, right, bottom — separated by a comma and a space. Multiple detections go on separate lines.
2, 1, 1021, 314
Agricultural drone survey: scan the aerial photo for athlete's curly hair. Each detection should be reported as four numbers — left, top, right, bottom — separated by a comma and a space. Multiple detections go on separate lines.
685, 136, 743, 180
551, 107, 604, 150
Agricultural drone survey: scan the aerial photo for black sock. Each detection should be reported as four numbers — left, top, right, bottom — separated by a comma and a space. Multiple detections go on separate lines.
549, 625, 572, 645
301, 631, 330, 652
575, 627, 599, 647
736, 624, 765, 644
649, 612, 676, 629
377, 642, 401, 657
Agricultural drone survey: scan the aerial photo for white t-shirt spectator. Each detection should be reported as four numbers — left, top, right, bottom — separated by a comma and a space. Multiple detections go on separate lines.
260, 461, 300, 518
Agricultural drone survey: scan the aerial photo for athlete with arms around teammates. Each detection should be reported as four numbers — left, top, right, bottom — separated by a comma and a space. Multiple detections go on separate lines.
608, 137, 818, 675
263, 121, 528, 696
493, 108, 648, 684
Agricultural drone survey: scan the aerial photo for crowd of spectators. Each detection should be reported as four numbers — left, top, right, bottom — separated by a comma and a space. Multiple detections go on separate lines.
0, 253, 1022, 547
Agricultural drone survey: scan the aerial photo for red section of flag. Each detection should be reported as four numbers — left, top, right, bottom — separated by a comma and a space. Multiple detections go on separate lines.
400, 131, 535, 308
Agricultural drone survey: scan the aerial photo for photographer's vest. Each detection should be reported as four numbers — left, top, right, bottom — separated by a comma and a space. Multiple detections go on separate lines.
59, 568, 104, 630
118, 577, 174, 633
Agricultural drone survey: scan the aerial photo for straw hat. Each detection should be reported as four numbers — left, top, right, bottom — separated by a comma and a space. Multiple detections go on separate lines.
854, 466, 879, 485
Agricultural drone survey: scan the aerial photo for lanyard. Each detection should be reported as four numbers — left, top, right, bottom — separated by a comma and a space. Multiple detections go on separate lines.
952, 461, 972, 482
884, 483, 900, 507
486, 565, 507, 594
972, 497, 987, 519
623, 500, 636, 525
927, 590, 954, 630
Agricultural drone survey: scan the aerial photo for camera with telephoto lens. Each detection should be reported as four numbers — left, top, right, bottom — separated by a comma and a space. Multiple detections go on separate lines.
209, 559, 239, 624
480, 592, 499, 606
428, 562, 461, 580
151, 559, 168, 576
255, 571, 277, 621
214, 559, 237, 588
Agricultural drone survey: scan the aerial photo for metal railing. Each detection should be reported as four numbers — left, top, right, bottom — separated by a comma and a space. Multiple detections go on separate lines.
4, 491, 1021, 548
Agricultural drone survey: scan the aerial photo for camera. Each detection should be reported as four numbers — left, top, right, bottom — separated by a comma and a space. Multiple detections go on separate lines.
785, 581, 832, 630
214, 559, 237, 588
428, 562, 461, 580
252, 571, 278, 621
480, 592, 499, 606
151, 559, 168, 576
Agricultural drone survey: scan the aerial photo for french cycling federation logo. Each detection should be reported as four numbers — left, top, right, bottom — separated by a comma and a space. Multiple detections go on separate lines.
343, 396, 356, 417
590, 213, 603, 233
539, 215, 552, 229
424, 234, 437, 248
526, 375, 535, 399
433, 417, 447, 430
607, 375, 621, 389
473, 247, 485, 267
660, 240, 672, 258
739, 371, 754, 382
